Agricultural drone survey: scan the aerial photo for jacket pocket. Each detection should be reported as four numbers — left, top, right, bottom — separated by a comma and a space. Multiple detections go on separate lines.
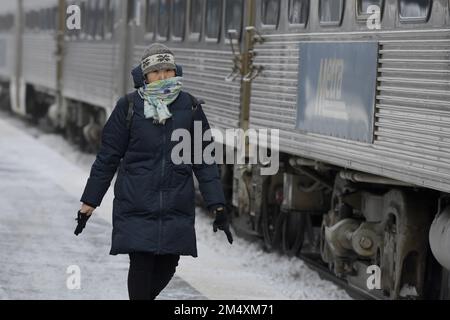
170, 164, 192, 188
119, 170, 155, 213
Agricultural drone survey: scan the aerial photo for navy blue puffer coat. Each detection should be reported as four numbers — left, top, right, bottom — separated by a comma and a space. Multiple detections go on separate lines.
80, 66, 226, 257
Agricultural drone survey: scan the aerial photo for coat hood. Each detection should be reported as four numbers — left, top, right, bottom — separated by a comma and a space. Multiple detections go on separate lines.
131, 64, 183, 89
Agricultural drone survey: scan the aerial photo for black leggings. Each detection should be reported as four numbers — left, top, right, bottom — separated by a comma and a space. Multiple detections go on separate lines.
128, 252, 180, 300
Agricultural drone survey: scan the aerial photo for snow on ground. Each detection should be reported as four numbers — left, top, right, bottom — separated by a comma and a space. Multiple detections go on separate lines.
0, 112, 204, 300
0, 110, 351, 300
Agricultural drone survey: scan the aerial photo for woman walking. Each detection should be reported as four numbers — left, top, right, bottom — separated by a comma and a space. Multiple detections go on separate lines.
76, 43, 233, 300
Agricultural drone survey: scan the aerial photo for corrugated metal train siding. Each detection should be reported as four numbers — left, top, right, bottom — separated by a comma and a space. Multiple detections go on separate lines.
249, 29, 450, 193
62, 42, 119, 110
133, 45, 241, 131
22, 34, 56, 89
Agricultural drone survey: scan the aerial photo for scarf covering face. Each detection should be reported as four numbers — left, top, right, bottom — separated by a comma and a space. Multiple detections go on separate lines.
138, 76, 183, 124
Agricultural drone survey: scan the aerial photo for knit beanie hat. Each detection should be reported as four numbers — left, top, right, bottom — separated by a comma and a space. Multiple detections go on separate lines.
141, 43, 176, 75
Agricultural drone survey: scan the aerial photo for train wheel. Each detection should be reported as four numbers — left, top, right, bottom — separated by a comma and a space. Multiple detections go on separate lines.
281, 211, 306, 257
261, 203, 285, 252
261, 180, 284, 252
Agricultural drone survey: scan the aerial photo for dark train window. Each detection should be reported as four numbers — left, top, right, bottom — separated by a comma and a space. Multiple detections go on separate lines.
33, 10, 39, 30
41, 9, 47, 30
288, 0, 309, 25
205, 0, 222, 41
319, 0, 344, 25
357, 0, 384, 21
399, 0, 431, 21
39, 9, 46, 30
358, 0, 383, 14
47, 8, 54, 31
127, 0, 140, 23
189, 0, 203, 40
158, 0, 170, 39
85, 0, 98, 39
25, 11, 32, 30
76, 1, 85, 39
95, 0, 106, 39
145, 0, 158, 34
45, 8, 52, 30
172, 0, 186, 40
261, 0, 280, 26
51, 7, 58, 31
225, 0, 243, 40
105, 0, 118, 37
32, 10, 39, 30
0, 14, 14, 31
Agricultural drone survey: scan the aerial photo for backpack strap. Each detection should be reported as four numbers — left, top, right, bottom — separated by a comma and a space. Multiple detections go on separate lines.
187, 93, 206, 137
187, 92, 205, 112
124, 92, 135, 130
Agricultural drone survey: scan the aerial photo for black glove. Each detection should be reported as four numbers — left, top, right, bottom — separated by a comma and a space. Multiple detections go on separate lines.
212, 206, 233, 244
74, 210, 91, 236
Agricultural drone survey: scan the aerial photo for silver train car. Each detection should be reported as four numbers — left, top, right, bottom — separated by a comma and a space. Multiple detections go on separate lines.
0, 0, 449, 299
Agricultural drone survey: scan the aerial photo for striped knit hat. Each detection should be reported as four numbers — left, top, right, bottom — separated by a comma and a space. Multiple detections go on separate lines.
141, 43, 176, 76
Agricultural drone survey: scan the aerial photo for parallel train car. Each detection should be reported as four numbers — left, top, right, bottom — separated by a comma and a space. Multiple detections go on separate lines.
0, 0, 449, 299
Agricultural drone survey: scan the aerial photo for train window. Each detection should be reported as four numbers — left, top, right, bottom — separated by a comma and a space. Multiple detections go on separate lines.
88, 0, 101, 39
51, 7, 58, 31
127, 0, 140, 23
95, 0, 106, 39
225, 0, 243, 40
158, 0, 170, 39
319, 0, 344, 25
46, 8, 51, 31
399, 0, 431, 21
47, 8, 53, 31
172, 0, 186, 40
0, 14, 14, 31
26, 11, 31, 30
32, 10, 39, 31
74, 0, 84, 39
104, 0, 118, 38
189, 0, 203, 40
145, 0, 158, 35
357, 0, 383, 20
45, 8, 51, 30
261, 0, 280, 26
205, 0, 222, 41
39, 9, 46, 31
358, 0, 383, 14
288, 0, 309, 25
41, 9, 47, 31
87, 0, 99, 39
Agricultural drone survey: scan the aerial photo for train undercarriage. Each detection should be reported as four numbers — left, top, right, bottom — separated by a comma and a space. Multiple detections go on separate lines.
224, 154, 450, 300
4, 81, 106, 153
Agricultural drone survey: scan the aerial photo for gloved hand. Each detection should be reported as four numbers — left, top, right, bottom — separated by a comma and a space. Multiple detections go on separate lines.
212, 206, 233, 244
74, 210, 91, 236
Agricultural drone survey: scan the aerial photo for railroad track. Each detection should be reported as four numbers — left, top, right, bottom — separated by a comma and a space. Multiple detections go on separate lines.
299, 253, 383, 300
